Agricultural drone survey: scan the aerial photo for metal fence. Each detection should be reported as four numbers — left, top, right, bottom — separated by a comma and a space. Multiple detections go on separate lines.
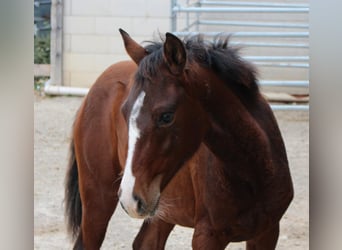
171, 0, 309, 110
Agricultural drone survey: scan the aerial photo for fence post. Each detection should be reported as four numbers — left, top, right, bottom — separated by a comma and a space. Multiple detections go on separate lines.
171, 0, 177, 32
50, 0, 63, 86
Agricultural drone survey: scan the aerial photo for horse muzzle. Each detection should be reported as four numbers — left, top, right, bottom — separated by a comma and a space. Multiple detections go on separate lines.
118, 189, 160, 219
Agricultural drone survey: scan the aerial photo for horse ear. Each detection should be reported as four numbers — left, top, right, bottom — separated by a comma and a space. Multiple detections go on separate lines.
163, 33, 186, 75
119, 29, 147, 65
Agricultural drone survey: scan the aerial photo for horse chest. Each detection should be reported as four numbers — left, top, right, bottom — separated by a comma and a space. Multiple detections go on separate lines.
192, 151, 266, 233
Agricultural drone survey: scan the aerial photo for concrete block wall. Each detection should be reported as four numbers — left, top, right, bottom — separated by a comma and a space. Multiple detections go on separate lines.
63, 0, 171, 87
63, 0, 308, 92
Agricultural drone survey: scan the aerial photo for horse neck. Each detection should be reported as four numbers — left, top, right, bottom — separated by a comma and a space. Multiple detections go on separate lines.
188, 67, 273, 172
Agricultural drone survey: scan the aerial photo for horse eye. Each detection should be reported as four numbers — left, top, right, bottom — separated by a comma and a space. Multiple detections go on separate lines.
157, 112, 174, 126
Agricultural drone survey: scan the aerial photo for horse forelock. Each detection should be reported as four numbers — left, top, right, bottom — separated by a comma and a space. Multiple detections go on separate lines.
135, 43, 164, 82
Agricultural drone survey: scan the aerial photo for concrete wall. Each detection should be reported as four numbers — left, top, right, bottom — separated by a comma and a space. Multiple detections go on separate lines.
63, 0, 171, 87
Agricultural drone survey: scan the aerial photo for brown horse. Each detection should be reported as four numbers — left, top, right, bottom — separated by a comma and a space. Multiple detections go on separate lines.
65, 29, 293, 249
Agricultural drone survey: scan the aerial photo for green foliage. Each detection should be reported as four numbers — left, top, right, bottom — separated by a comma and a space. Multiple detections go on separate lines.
34, 35, 50, 64
34, 76, 49, 95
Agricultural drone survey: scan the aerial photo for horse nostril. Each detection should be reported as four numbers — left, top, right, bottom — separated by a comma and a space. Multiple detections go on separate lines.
133, 194, 146, 215
137, 199, 144, 214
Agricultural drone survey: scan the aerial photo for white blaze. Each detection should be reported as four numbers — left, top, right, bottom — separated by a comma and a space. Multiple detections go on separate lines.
119, 91, 145, 217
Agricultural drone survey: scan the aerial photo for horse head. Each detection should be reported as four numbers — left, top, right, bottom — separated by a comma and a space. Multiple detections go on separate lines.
118, 29, 208, 218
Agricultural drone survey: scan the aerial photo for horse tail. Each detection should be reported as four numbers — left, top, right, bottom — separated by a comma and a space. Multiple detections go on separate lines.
64, 139, 82, 240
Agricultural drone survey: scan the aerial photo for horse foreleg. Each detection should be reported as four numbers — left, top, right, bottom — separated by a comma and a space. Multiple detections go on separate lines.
192, 220, 229, 250
133, 219, 175, 250
246, 222, 279, 250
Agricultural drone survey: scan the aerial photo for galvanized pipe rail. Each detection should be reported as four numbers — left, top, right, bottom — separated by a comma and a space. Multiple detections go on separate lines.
198, 20, 309, 29
199, 1, 308, 8
254, 62, 309, 69
271, 105, 308, 111
244, 56, 309, 62
172, 6, 309, 14
229, 41, 309, 48
259, 80, 309, 87
173, 31, 309, 38
170, 0, 309, 111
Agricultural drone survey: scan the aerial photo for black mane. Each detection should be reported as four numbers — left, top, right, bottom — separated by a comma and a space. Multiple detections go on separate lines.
137, 34, 259, 95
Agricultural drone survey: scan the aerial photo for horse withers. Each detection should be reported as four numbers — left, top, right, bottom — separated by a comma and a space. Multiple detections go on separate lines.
65, 29, 293, 249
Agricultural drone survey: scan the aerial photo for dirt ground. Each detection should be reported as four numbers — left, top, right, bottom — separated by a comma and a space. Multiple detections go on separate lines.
34, 94, 309, 250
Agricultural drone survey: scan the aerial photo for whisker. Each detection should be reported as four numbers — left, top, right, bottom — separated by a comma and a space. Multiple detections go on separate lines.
153, 197, 176, 221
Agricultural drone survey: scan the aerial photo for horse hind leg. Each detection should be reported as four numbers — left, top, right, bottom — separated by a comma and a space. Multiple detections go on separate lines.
65, 141, 121, 249
79, 183, 119, 249
133, 219, 175, 250
78, 156, 123, 249
70, 193, 117, 250
246, 222, 279, 250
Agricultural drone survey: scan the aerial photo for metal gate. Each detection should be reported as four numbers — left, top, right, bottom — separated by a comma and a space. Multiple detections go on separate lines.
170, 0, 309, 110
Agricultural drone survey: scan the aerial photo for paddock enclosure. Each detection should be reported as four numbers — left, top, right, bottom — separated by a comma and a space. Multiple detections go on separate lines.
35, 0, 309, 248
34, 95, 308, 249
54, 0, 308, 110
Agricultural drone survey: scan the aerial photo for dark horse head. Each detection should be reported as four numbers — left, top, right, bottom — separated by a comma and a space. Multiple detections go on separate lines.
118, 29, 209, 218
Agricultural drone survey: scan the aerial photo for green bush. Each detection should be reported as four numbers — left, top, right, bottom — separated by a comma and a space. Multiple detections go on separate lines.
34, 35, 50, 64
34, 76, 48, 93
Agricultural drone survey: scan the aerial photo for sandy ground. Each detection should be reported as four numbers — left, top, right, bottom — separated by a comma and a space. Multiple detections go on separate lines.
34, 94, 308, 250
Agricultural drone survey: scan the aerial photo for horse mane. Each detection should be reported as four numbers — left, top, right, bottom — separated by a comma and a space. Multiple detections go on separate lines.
138, 34, 259, 96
